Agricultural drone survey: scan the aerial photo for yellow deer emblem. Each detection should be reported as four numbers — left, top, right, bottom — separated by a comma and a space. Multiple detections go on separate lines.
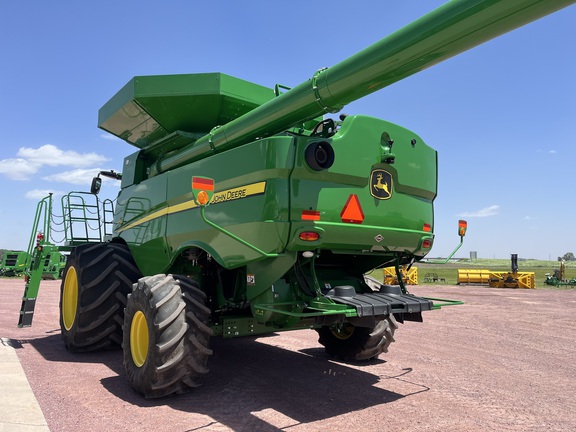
373, 173, 389, 195
370, 170, 392, 200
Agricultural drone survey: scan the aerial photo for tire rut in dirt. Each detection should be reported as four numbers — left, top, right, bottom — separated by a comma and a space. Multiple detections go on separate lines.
123, 274, 213, 398
60, 242, 142, 352
317, 315, 399, 361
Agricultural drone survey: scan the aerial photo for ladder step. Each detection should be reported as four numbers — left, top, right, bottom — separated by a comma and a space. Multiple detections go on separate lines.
18, 298, 37, 327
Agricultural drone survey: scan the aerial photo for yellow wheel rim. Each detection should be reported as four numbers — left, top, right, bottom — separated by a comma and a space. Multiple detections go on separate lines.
62, 267, 78, 331
130, 311, 149, 367
332, 323, 355, 340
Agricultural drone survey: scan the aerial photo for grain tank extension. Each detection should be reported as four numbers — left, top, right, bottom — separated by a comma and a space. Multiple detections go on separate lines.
55, 0, 574, 397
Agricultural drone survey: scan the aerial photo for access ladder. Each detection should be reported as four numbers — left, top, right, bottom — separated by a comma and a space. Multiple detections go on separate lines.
18, 192, 114, 327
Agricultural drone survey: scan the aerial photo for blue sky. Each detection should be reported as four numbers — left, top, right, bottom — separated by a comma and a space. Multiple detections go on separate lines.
1, 1, 575, 261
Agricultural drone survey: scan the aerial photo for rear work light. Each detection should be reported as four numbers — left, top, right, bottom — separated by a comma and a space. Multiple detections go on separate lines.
305, 141, 335, 171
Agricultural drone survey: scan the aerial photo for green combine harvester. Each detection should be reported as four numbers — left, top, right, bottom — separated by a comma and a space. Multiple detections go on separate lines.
18, 0, 575, 398
1, 251, 29, 277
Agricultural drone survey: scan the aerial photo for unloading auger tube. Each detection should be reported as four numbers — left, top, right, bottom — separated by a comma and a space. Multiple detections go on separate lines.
149, 0, 576, 176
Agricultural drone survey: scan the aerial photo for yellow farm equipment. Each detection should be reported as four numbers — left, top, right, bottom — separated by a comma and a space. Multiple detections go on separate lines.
457, 254, 535, 289
457, 269, 491, 285
488, 271, 535, 289
383, 266, 418, 285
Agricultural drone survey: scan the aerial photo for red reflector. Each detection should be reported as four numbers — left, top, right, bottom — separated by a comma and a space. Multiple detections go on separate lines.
422, 240, 432, 249
192, 177, 214, 191
302, 210, 321, 221
423, 223, 431, 232
299, 232, 320, 241
197, 190, 209, 205
458, 219, 468, 236
340, 194, 364, 224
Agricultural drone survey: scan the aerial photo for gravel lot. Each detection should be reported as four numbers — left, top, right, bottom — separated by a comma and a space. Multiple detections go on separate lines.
1, 278, 575, 431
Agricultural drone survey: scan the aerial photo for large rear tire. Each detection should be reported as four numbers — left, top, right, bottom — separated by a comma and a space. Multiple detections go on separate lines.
316, 315, 398, 361
123, 274, 213, 398
59, 243, 142, 352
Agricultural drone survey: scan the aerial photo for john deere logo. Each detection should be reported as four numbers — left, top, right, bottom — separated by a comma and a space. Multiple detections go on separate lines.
370, 169, 392, 200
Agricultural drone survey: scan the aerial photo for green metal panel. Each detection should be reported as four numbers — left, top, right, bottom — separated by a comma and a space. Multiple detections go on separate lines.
116, 137, 295, 274
98, 73, 275, 148
42, 251, 66, 280
114, 173, 171, 274
19, 243, 54, 327
115, 116, 436, 289
287, 116, 435, 257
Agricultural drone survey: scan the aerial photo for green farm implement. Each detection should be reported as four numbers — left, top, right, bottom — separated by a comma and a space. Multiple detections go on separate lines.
1, 250, 29, 277
545, 260, 576, 287
18, 0, 575, 397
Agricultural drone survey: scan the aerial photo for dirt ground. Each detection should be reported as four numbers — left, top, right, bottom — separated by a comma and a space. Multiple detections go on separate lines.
1, 278, 575, 432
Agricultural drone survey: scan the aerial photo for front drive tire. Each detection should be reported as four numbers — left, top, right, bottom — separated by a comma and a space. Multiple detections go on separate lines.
123, 274, 213, 398
317, 315, 399, 361
59, 242, 142, 352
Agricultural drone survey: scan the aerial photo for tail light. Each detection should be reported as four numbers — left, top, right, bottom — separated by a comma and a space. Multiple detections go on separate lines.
299, 232, 320, 241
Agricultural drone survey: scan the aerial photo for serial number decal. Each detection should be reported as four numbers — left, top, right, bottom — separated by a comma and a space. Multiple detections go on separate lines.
117, 181, 267, 233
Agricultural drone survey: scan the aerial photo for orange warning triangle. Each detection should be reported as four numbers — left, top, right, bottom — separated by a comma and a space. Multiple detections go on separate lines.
340, 194, 364, 224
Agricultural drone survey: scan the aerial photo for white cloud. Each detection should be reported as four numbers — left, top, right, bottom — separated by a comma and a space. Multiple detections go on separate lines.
16, 144, 108, 168
457, 205, 500, 218
25, 189, 65, 200
549, 150, 557, 154
42, 168, 102, 185
0, 158, 40, 180
100, 133, 121, 141
0, 144, 110, 181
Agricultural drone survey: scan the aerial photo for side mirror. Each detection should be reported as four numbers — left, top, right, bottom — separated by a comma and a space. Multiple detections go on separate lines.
458, 220, 467, 237
91, 177, 102, 195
